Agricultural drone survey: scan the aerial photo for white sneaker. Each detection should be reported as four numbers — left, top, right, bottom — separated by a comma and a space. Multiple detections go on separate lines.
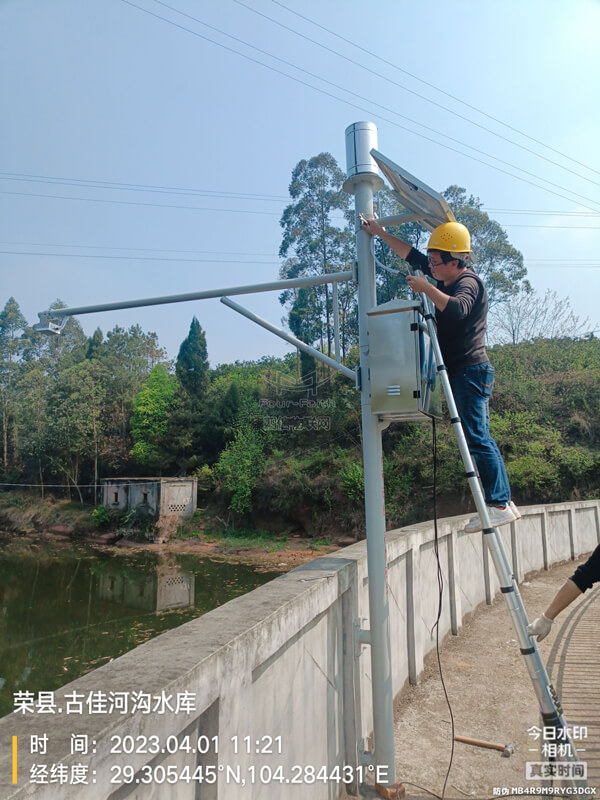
463, 505, 516, 534
509, 501, 521, 520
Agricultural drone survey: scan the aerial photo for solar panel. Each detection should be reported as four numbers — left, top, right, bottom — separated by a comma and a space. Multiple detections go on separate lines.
370, 149, 455, 232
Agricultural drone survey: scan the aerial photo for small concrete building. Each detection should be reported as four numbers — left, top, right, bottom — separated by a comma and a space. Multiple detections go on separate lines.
100, 477, 197, 518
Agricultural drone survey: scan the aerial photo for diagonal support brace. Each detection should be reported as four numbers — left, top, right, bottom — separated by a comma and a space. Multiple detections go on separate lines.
220, 296, 357, 381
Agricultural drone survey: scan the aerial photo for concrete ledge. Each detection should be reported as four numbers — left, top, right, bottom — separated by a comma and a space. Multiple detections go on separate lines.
0, 500, 598, 799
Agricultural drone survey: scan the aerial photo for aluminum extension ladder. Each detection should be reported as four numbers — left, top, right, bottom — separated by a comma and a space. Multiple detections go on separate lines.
411, 268, 587, 789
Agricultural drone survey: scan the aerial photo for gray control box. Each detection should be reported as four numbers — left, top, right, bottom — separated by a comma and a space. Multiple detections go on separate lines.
367, 299, 442, 421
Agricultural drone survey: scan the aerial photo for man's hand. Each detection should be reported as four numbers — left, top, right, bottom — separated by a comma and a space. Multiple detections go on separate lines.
360, 217, 413, 260
526, 614, 553, 642
406, 274, 431, 294
360, 217, 385, 237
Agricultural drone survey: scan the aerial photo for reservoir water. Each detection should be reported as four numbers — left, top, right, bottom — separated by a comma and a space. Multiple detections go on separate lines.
0, 539, 283, 718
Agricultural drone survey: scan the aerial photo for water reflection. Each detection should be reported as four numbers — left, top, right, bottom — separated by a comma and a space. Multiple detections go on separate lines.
0, 541, 282, 718
96, 555, 195, 612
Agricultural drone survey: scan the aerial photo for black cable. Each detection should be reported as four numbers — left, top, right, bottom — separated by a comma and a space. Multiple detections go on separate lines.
431, 417, 456, 799
0, 172, 288, 202
238, 0, 600, 188
0, 249, 279, 265
502, 223, 600, 230
146, 0, 600, 212
404, 414, 530, 800
2, 239, 598, 266
2, 239, 599, 268
271, 0, 600, 178
118, 0, 600, 214
0, 189, 282, 215
398, 779, 443, 799
516, 265, 600, 277
0, 240, 278, 257
484, 208, 600, 216
4, 172, 599, 218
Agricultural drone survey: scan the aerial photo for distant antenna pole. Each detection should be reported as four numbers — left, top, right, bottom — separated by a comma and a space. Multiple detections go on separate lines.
343, 122, 398, 791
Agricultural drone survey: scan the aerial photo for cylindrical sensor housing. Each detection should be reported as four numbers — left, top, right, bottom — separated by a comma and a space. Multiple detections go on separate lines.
345, 121, 380, 180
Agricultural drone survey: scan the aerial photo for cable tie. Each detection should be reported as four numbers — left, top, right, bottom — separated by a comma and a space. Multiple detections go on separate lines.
450, 416, 461, 424
520, 647, 536, 656
500, 586, 515, 593
464, 470, 477, 478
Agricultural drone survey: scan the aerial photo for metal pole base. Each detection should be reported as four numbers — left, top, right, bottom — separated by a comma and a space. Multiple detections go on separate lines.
375, 782, 406, 799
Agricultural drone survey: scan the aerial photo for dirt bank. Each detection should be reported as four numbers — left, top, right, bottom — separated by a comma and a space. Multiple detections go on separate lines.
0, 492, 347, 571
112, 532, 341, 571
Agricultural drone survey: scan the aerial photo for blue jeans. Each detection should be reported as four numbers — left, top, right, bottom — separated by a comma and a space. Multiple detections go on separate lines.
449, 362, 511, 506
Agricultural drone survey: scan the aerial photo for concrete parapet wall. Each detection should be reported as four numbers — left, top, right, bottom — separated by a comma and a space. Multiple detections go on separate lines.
1, 500, 598, 799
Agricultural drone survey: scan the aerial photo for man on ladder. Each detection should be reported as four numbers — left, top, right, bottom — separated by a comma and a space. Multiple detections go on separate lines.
361, 217, 520, 531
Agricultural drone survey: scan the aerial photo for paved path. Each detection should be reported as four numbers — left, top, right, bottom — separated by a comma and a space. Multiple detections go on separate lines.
362, 554, 600, 799
547, 582, 600, 787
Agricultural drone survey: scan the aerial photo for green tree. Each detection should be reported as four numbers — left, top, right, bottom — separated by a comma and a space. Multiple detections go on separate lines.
0, 298, 28, 474
95, 325, 166, 470
46, 360, 107, 503
86, 328, 104, 360
156, 319, 210, 473
336, 229, 359, 359
201, 381, 242, 461
442, 186, 527, 304
279, 153, 354, 361
159, 394, 203, 474
175, 317, 208, 401
216, 425, 265, 515
23, 300, 88, 377
15, 367, 50, 494
287, 286, 325, 392
130, 364, 178, 472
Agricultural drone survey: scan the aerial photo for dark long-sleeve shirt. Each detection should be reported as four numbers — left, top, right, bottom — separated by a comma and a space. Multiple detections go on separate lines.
570, 544, 600, 592
405, 248, 488, 372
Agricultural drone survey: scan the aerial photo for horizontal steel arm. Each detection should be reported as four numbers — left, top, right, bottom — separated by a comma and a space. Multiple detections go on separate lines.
36, 271, 353, 322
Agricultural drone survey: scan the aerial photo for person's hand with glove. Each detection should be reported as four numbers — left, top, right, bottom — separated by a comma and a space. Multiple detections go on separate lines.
526, 577, 584, 643
526, 614, 553, 642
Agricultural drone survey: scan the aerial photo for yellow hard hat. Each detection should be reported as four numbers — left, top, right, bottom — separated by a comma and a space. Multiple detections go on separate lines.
427, 222, 471, 254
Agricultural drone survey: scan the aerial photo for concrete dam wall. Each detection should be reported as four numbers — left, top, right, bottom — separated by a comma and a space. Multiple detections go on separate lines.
1, 500, 598, 799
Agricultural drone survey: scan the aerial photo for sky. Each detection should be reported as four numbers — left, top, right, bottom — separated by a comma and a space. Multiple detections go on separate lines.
1, 0, 599, 366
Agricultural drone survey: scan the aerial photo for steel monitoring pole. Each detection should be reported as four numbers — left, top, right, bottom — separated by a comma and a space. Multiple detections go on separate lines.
343, 122, 397, 788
